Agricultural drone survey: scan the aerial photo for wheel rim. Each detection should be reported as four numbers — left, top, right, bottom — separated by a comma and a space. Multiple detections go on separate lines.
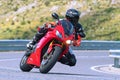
41, 51, 53, 66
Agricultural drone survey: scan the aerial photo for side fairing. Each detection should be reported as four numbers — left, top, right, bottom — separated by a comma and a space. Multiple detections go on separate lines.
27, 31, 59, 67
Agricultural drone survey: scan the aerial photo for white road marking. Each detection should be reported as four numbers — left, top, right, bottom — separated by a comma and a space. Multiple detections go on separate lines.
76, 56, 108, 59
0, 66, 20, 71
91, 64, 120, 75
0, 58, 21, 71
0, 58, 21, 62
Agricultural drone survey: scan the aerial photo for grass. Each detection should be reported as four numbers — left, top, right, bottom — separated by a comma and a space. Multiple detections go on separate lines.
0, 0, 120, 40
80, 7, 120, 40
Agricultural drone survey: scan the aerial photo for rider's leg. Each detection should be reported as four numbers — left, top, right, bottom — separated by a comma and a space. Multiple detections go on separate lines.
30, 28, 48, 45
59, 47, 76, 66
26, 28, 48, 56
58, 56, 70, 65
66, 47, 76, 66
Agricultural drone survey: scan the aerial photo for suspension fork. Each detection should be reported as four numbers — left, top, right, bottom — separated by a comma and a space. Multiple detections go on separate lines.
47, 40, 63, 54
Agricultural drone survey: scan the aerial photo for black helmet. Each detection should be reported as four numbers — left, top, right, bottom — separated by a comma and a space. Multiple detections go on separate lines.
65, 9, 80, 26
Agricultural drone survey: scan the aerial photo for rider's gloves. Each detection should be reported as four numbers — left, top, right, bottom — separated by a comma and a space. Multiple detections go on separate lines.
77, 27, 86, 38
78, 31, 86, 38
27, 41, 34, 50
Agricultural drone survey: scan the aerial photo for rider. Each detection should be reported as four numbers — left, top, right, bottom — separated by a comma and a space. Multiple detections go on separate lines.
26, 9, 86, 66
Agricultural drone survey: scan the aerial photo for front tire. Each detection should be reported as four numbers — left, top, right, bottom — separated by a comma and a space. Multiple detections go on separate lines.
20, 54, 33, 72
40, 46, 62, 73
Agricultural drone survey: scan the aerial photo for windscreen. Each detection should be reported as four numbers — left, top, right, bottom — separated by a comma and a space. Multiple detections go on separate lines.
60, 20, 74, 36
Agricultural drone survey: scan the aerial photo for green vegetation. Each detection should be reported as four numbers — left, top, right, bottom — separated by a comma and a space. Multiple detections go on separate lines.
0, 0, 120, 40
80, 7, 120, 40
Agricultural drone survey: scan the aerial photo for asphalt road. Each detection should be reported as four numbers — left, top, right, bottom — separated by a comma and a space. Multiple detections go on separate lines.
0, 50, 120, 80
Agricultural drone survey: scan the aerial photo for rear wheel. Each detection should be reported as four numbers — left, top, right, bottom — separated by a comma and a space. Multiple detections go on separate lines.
40, 46, 62, 73
20, 54, 33, 72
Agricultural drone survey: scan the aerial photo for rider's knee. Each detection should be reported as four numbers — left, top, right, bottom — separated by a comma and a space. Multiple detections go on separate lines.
68, 54, 77, 66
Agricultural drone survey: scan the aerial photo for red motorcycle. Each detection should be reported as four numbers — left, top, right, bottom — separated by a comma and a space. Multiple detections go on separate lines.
20, 13, 81, 73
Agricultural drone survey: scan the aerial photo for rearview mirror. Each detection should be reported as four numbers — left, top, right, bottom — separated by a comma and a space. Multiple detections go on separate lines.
51, 13, 59, 20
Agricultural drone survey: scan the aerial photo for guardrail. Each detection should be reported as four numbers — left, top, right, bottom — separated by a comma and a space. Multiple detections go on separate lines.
0, 40, 120, 51
109, 50, 120, 68
0, 40, 29, 51
73, 40, 120, 50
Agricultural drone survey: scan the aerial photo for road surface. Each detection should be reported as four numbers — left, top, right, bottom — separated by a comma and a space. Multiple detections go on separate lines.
0, 50, 120, 80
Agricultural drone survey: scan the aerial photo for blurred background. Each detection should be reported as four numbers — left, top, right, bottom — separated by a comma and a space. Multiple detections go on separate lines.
0, 0, 120, 41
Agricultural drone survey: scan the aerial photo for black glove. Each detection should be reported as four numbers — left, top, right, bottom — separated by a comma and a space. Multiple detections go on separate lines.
79, 32, 86, 38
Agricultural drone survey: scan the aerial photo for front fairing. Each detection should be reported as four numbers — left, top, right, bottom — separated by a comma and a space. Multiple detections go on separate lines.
55, 20, 74, 44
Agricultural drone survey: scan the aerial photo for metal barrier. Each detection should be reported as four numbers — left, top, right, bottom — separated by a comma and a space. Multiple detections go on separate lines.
0, 40, 29, 51
109, 50, 120, 68
72, 40, 120, 50
0, 40, 120, 51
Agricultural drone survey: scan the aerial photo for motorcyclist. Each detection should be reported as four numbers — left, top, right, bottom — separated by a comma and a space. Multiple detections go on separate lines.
26, 9, 86, 66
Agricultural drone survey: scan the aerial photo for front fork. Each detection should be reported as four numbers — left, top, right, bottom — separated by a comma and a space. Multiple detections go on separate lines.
47, 40, 62, 54
46, 40, 69, 60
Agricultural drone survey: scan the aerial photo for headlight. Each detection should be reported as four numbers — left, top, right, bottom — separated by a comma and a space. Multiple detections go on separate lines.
56, 30, 62, 38
66, 40, 73, 45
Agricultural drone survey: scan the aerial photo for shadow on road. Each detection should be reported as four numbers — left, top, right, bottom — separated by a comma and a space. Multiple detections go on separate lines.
31, 71, 100, 77
47, 72, 101, 77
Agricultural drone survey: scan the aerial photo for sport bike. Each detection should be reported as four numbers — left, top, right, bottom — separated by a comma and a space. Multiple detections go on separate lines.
20, 13, 81, 73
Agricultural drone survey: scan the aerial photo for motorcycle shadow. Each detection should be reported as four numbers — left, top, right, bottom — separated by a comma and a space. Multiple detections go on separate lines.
47, 72, 101, 77
32, 71, 101, 77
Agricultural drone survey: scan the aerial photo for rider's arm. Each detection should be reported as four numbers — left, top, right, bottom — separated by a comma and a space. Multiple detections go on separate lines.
37, 22, 56, 31
75, 23, 86, 38
43, 22, 56, 29
73, 23, 85, 46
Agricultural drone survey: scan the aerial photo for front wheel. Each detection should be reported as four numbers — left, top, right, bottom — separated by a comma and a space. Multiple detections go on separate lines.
20, 54, 33, 72
40, 46, 62, 73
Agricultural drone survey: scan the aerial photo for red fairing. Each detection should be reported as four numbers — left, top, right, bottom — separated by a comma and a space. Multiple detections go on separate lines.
27, 25, 64, 67
27, 31, 58, 67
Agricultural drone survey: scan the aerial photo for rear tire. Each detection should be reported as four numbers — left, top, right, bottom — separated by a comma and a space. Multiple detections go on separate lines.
40, 46, 62, 73
20, 54, 33, 72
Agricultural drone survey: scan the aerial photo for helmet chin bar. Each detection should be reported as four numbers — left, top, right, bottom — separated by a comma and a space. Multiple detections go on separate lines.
70, 19, 78, 26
